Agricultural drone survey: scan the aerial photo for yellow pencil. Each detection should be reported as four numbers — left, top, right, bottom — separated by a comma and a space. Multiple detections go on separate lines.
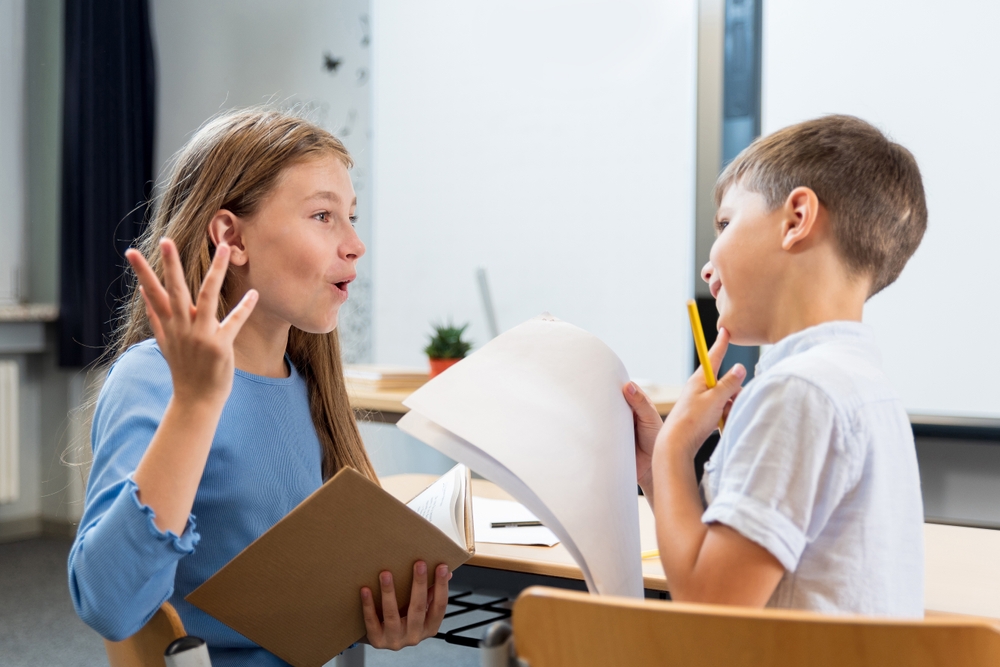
641, 549, 660, 559
686, 300, 726, 434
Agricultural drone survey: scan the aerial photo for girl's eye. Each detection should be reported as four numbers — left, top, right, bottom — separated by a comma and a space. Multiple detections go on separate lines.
715, 219, 729, 234
313, 211, 330, 223
349, 215, 358, 226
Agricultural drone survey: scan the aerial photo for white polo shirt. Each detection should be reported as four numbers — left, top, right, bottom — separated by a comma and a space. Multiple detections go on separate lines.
701, 321, 924, 617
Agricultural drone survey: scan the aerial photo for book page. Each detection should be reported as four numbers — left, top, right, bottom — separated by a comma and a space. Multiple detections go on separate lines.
406, 463, 467, 547
398, 314, 642, 597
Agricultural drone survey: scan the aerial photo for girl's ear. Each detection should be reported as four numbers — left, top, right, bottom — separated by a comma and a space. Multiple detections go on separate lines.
207, 210, 248, 266
780, 186, 824, 252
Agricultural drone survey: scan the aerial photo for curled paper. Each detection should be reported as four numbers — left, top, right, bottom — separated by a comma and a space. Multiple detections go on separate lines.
398, 314, 643, 597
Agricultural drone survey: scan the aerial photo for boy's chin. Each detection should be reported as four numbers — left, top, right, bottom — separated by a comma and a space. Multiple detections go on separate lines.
718, 317, 759, 347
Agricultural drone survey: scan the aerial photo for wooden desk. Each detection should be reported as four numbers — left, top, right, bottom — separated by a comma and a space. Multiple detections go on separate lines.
351, 384, 682, 424
381, 473, 668, 592
924, 523, 1000, 619
383, 475, 1000, 618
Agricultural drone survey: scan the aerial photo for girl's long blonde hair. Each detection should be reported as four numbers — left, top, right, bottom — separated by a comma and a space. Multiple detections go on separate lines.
113, 107, 378, 483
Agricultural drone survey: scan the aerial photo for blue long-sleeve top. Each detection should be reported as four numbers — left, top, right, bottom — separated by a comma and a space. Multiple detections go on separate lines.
68, 339, 324, 667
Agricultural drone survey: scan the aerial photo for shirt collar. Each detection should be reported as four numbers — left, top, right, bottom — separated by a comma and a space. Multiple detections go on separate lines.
755, 321, 878, 376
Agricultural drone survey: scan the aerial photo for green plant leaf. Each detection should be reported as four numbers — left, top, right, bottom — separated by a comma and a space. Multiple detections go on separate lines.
424, 321, 473, 359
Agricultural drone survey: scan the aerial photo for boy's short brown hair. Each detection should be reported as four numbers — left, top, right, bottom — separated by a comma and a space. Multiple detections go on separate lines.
715, 115, 927, 296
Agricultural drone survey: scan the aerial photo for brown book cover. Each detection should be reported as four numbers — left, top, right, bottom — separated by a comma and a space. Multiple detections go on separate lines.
186, 467, 474, 667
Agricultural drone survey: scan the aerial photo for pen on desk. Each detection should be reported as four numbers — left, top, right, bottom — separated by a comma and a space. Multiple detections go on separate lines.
687, 299, 726, 434
491, 520, 543, 528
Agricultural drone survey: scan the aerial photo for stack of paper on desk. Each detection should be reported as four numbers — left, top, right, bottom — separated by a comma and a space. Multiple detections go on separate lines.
398, 314, 643, 598
472, 497, 559, 547
343, 364, 429, 391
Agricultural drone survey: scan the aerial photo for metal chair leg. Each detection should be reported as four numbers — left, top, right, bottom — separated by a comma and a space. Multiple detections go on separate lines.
164, 636, 212, 666
482, 622, 528, 667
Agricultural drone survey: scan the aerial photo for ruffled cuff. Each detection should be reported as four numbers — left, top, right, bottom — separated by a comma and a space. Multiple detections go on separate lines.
124, 475, 200, 554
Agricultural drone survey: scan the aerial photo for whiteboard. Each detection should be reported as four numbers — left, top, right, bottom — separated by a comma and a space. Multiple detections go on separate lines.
762, 0, 1000, 419
371, 0, 697, 384
151, 0, 375, 361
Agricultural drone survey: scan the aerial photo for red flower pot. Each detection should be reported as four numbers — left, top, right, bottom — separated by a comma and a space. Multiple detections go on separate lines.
428, 357, 462, 378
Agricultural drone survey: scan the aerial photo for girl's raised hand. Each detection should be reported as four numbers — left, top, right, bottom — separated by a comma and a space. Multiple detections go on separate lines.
124, 238, 258, 409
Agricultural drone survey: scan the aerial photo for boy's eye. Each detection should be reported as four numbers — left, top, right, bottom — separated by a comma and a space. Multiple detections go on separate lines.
313, 211, 329, 223
349, 215, 358, 226
715, 219, 729, 234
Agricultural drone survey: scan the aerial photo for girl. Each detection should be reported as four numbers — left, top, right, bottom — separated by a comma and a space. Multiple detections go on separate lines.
68, 108, 451, 666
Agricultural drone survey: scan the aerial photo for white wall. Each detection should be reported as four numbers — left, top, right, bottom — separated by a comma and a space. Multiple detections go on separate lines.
152, 0, 376, 361
371, 0, 698, 384
762, 0, 1000, 419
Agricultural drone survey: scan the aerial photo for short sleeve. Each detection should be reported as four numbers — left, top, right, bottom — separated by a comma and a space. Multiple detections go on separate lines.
701, 376, 860, 572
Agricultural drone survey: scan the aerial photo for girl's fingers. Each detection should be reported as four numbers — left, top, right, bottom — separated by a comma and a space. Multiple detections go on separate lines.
159, 239, 193, 328
194, 244, 231, 330
139, 287, 166, 343
126, 249, 171, 319
359, 588, 384, 647
424, 565, 450, 635
404, 562, 429, 644
378, 572, 402, 636
218, 290, 258, 342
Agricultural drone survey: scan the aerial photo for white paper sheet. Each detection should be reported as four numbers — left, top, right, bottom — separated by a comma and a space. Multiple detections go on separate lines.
472, 497, 559, 547
397, 314, 642, 597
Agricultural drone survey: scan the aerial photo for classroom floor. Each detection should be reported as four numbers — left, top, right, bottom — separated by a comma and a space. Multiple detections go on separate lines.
0, 537, 479, 667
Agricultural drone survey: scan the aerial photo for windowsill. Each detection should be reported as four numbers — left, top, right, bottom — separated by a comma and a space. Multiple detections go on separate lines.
0, 304, 58, 323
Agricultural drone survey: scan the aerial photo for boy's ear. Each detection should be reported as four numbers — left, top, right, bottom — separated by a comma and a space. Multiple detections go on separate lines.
780, 186, 823, 252
207, 210, 248, 266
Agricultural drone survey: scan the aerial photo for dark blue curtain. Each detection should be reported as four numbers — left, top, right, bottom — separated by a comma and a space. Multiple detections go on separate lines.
60, 0, 155, 367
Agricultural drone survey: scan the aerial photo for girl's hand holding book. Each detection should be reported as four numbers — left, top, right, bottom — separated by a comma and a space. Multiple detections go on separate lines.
125, 238, 258, 410
360, 561, 452, 651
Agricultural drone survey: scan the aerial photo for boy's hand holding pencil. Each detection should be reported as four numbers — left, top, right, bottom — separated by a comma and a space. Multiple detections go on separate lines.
659, 303, 746, 460
623, 301, 747, 499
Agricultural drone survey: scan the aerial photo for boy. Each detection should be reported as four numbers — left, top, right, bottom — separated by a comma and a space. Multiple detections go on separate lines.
625, 115, 927, 616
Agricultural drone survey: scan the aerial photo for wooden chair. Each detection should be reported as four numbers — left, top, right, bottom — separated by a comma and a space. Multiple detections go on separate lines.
104, 601, 187, 667
509, 586, 1000, 667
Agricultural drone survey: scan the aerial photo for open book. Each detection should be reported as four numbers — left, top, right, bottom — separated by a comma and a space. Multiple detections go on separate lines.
187, 464, 474, 667
398, 314, 644, 598
404, 462, 474, 549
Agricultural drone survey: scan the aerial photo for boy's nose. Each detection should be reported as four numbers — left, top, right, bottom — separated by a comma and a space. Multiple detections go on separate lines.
701, 260, 715, 284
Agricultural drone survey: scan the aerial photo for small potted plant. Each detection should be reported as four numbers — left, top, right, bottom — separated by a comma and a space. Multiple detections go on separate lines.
424, 322, 473, 378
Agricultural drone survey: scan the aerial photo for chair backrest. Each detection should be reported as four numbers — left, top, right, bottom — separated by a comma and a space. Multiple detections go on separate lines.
105, 601, 187, 667
512, 587, 1000, 667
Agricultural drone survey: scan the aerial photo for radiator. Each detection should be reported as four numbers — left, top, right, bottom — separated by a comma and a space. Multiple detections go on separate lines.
0, 360, 18, 504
